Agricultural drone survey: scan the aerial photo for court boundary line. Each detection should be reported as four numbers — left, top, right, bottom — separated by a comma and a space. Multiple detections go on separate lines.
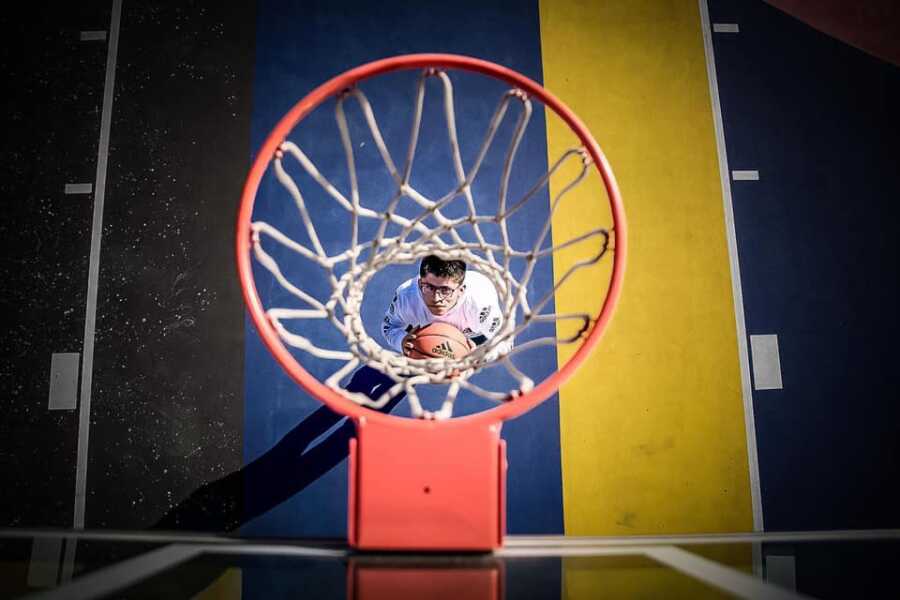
73, 0, 123, 531
504, 529, 900, 546
698, 0, 764, 533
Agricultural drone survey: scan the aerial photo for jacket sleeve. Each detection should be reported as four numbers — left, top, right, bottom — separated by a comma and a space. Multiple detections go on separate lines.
381, 292, 411, 352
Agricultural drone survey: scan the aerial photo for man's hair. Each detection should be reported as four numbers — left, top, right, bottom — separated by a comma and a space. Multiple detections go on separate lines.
420, 255, 466, 283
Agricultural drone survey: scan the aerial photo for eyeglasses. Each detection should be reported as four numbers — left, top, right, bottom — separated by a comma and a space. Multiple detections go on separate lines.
419, 281, 463, 298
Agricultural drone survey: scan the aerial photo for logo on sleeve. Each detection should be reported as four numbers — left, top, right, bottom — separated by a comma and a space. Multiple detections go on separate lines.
488, 317, 501, 333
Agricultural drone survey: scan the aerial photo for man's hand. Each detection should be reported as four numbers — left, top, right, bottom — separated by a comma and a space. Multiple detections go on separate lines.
401, 329, 419, 357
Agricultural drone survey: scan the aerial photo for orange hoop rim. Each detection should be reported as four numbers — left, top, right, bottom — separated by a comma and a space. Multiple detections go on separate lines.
236, 53, 627, 428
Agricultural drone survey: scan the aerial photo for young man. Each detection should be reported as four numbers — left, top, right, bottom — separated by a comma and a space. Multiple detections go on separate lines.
382, 255, 508, 357
344, 255, 509, 407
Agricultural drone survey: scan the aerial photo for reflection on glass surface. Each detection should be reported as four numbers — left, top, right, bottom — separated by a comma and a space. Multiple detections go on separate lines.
115, 551, 733, 599
0, 538, 35, 599
0, 535, 165, 599
3, 533, 897, 599
561, 555, 733, 599
677, 539, 900, 599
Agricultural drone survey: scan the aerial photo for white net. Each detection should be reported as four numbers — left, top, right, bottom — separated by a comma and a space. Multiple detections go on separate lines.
250, 67, 611, 420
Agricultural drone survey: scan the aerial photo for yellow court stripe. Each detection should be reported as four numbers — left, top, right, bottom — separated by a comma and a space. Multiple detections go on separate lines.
540, 0, 754, 536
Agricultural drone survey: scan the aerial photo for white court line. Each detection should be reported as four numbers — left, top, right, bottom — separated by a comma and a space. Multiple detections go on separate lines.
64, 183, 93, 195
750, 334, 783, 390
27, 537, 63, 588
766, 554, 797, 591
497, 546, 647, 557
504, 529, 900, 546
59, 537, 76, 582
80, 31, 107, 41
698, 0, 764, 534
713, 23, 740, 33
733, 169, 760, 181
48, 353, 79, 410
73, 0, 122, 531
203, 544, 349, 558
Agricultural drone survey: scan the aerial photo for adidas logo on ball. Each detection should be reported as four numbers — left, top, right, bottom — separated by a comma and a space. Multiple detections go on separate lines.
430, 340, 456, 358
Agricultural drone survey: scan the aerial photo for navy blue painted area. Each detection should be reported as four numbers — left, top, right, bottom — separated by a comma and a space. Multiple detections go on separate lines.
709, 0, 900, 529
244, 0, 564, 543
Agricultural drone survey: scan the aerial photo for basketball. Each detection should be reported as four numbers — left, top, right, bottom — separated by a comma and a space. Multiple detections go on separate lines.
408, 322, 471, 359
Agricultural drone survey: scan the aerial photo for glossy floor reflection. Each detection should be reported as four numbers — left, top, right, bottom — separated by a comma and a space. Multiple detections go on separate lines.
2, 531, 897, 599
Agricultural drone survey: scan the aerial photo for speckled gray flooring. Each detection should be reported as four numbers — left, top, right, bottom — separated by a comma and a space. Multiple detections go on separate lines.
0, 1, 254, 531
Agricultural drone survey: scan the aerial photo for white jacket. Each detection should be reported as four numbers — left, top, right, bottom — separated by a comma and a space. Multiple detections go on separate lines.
381, 270, 510, 354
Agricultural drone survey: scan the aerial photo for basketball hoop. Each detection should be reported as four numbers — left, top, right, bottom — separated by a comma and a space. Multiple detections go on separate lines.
237, 54, 626, 549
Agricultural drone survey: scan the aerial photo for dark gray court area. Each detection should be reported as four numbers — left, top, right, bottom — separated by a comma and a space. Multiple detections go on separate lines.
1, 2, 253, 532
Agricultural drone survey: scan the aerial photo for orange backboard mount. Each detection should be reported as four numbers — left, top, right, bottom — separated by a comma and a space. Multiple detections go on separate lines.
349, 416, 507, 550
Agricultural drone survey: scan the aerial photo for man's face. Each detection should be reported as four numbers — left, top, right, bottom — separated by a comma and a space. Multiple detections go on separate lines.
418, 273, 465, 315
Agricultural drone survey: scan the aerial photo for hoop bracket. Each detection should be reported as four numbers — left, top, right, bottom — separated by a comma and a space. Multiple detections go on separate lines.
348, 417, 507, 550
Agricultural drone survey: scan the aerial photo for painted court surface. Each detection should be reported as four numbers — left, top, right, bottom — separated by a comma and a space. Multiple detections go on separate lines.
1, 0, 898, 598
